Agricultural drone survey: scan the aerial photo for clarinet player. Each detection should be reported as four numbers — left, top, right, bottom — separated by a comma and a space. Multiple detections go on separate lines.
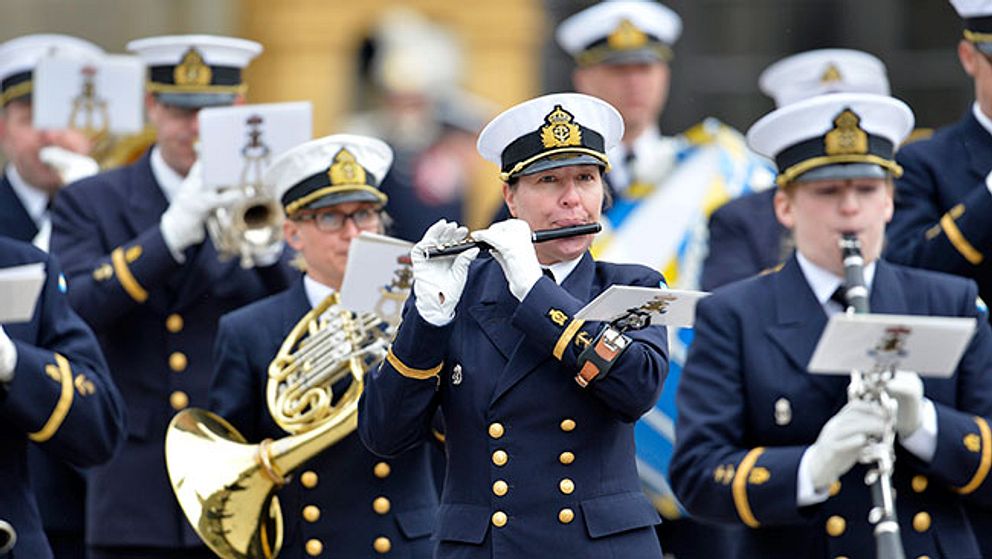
669, 92, 992, 559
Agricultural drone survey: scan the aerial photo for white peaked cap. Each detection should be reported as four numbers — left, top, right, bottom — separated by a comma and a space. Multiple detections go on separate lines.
759, 49, 890, 108
265, 133, 393, 215
477, 92, 624, 181
747, 93, 914, 186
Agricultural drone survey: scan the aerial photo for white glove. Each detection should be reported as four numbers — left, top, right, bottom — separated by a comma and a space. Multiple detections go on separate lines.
160, 162, 241, 254
0, 325, 17, 383
39, 146, 100, 186
472, 219, 542, 302
411, 219, 480, 326
806, 400, 888, 491
241, 239, 285, 269
886, 370, 925, 438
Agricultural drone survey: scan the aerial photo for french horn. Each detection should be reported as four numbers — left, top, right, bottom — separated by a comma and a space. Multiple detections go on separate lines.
165, 292, 389, 559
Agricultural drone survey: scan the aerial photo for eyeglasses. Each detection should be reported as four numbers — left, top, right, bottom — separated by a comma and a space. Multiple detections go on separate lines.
294, 208, 381, 232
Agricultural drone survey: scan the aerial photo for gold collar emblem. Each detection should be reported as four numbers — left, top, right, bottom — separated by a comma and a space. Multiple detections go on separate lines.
824, 108, 868, 156
328, 148, 367, 186
820, 63, 843, 84
607, 19, 648, 50
174, 47, 212, 87
540, 105, 582, 149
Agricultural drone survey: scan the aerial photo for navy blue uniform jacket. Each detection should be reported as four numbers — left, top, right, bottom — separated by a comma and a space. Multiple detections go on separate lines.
886, 111, 992, 308
210, 277, 438, 558
0, 174, 38, 244
701, 188, 788, 291
49, 151, 295, 548
360, 253, 669, 559
0, 238, 125, 559
670, 255, 992, 558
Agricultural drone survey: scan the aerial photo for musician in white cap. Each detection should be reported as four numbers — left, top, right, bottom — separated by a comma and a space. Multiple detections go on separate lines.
0, 34, 102, 252
671, 92, 992, 559
884, 3, 992, 553
703, 48, 892, 291
209, 134, 439, 559
360, 92, 670, 558
49, 35, 295, 559
0, 32, 110, 559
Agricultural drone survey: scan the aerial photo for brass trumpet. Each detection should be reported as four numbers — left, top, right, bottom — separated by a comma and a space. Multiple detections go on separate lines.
165, 293, 389, 559
206, 114, 284, 269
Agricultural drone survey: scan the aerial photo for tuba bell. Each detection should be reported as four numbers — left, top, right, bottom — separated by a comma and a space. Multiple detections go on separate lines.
205, 113, 284, 269
165, 292, 389, 559
0, 519, 15, 555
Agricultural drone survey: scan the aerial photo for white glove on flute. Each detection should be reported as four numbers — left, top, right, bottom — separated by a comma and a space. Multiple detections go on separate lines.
472, 219, 542, 302
411, 219, 479, 326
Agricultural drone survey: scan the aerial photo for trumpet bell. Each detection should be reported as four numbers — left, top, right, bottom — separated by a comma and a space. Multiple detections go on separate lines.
165, 409, 284, 559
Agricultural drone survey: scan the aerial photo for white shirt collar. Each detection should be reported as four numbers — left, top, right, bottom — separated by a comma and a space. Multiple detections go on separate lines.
6, 164, 49, 225
545, 254, 583, 285
149, 147, 185, 202
796, 251, 876, 309
303, 274, 336, 309
606, 126, 662, 192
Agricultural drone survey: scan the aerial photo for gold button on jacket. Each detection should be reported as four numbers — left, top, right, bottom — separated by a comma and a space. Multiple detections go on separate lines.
169, 351, 188, 372
826, 515, 846, 537
559, 451, 575, 465
560, 418, 576, 432
492, 511, 508, 527
558, 508, 575, 524
166, 313, 184, 333
305, 538, 323, 556
493, 480, 509, 496
373, 461, 391, 479
302, 505, 320, 523
300, 470, 319, 489
373, 496, 391, 515
373, 536, 392, 554
169, 390, 188, 411
488, 422, 505, 439
492, 449, 508, 466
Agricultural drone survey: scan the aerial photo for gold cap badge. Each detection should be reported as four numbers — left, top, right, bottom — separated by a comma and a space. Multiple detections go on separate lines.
820, 63, 843, 84
824, 108, 869, 156
607, 19, 648, 51
328, 148, 367, 186
174, 48, 212, 87
540, 105, 583, 149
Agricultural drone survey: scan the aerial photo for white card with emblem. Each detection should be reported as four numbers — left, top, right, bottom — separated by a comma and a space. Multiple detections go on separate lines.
575, 285, 709, 327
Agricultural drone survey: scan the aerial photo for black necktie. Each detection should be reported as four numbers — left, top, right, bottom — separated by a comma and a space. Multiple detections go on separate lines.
543, 268, 556, 284
830, 286, 848, 309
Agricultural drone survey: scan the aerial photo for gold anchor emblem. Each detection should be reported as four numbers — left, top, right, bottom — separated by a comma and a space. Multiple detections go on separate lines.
173, 47, 212, 87
540, 105, 582, 149
824, 108, 869, 156
328, 148, 367, 186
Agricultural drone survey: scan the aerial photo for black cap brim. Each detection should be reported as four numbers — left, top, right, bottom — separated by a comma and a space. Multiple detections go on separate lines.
794, 162, 888, 183
518, 153, 606, 177
155, 92, 237, 108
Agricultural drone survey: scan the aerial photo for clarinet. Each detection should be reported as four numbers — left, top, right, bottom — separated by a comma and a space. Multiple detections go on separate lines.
839, 233, 906, 559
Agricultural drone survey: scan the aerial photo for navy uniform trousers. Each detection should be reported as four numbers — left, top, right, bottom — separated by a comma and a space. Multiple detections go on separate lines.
49, 151, 295, 554
0, 237, 126, 559
671, 255, 992, 559
210, 276, 438, 558
360, 253, 669, 559
700, 188, 788, 291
